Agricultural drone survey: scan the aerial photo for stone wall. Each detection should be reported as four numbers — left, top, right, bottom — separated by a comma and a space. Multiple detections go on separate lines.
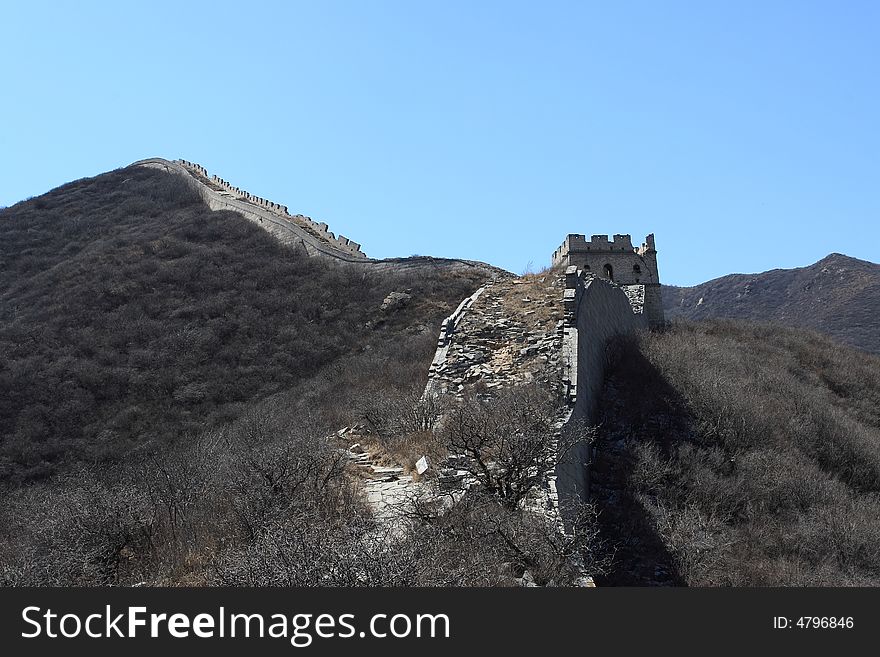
562, 266, 648, 420
556, 267, 648, 507
179, 159, 367, 258
138, 158, 369, 260
132, 158, 509, 278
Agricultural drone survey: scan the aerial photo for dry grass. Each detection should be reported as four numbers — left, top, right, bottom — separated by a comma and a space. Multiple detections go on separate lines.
499, 274, 563, 332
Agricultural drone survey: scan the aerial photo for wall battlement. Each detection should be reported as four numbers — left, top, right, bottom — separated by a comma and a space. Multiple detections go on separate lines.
552, 232, 658, 264
175, 159, 367, 259
133, 158, 509, 277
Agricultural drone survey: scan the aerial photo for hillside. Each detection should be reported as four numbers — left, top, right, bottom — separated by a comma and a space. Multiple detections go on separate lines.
593, 320, 880, 586
662, 254, 880, 354
3, 163, 878, 588
1, 163, 605, 589
0, 164, 492, 484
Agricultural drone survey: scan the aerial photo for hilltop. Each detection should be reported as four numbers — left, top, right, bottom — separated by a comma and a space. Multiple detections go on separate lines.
662, 254, 880, 354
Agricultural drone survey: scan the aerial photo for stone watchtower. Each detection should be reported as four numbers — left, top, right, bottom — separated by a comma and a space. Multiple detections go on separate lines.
552, 233, 665, 327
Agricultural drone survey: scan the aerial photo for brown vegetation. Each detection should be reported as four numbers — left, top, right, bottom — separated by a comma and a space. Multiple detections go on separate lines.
593, 320, 880, 586
0, 383, 603, 586
0, 169, 598, 586
0, 165, 485, 484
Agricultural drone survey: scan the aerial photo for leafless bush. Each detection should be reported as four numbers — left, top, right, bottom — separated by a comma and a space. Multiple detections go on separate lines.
219, 406, 352, 541
645, 500, 732, 585
1, 469, 152, 586
212, 514, 396, 586
133, 432, 227, 579
436, 386, 589, 509
358, 387, 446, 439
402, 489, 606, 586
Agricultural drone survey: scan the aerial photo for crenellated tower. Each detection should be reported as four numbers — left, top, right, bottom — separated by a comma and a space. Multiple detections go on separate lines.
552, 232, 665, 327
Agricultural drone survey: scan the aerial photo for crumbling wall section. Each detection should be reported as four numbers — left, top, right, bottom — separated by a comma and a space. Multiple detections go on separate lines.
425, 286, 488, 396
419, 269, 646, 584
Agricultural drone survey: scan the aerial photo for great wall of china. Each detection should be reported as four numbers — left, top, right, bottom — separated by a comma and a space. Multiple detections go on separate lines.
421, 233, 663, 519
424, 266, 651, 579
135, 156, 663, 584
133, 158, 505, 275
135, 158, 368, 260
333, 262, 659, 585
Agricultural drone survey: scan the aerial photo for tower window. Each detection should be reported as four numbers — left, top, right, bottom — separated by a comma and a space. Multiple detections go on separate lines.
633, 264, 641, 274
603, 263, 614, 281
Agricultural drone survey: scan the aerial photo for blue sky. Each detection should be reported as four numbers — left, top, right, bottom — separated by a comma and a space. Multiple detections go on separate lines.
1, 1, 877, 285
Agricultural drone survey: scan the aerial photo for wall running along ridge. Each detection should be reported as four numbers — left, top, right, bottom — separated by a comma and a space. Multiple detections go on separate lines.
133, 158, 368, 261
132, 158, 509, 277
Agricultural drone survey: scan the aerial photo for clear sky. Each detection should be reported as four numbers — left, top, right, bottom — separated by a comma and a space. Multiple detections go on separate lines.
1, 1, 877, 285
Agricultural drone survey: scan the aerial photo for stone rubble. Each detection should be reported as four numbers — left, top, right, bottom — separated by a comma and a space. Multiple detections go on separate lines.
427, 276, 566, 396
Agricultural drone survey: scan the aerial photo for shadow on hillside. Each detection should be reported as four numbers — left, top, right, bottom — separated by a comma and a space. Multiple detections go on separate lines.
590, 334, 687, 586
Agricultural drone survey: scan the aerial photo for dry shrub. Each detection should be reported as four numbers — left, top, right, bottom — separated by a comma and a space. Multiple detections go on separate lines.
595, 320, 880, 586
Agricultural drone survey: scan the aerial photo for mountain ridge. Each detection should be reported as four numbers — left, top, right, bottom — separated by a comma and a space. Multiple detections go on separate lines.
662, 253, 880, 354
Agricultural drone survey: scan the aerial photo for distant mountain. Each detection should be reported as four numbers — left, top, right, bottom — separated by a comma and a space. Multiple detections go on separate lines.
662, 254, 880, 354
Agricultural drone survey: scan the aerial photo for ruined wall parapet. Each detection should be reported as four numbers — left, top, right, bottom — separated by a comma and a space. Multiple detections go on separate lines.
636, 233, 656, 255
424, 285, 488, 395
